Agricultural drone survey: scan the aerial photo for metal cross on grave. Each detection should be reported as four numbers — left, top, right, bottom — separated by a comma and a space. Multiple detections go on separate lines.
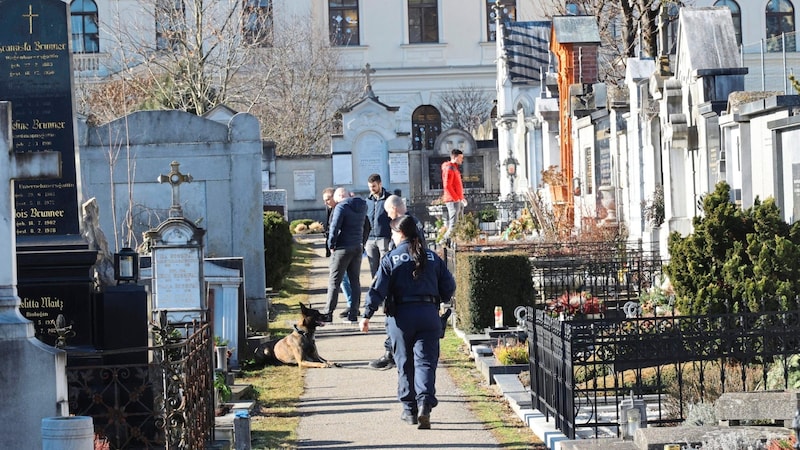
0, 102, 60, 321
158, 160, 193, 218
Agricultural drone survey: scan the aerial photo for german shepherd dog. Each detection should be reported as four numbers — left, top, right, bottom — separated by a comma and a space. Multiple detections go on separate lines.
255, 303, 337, 370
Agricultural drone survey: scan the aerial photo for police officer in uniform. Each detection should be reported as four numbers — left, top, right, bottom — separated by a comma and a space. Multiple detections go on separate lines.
360, 215, 456, 429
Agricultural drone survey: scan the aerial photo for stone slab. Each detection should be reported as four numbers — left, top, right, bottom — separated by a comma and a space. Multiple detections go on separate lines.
475, 355, 528, 385
465, 333, 492, 347
471, 343, 493, 359
559, 438, 638, 450
715, 390, 800, 425
634, 425, 787, 450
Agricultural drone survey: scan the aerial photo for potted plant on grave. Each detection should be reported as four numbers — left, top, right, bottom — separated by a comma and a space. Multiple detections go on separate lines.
478, 207, 498, 232
214, 371, 232, 416
541, 165, 568, 203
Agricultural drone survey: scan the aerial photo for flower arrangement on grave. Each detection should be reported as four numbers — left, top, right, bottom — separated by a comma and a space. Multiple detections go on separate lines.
540, 165, 567, 186
430, 196, 445, 206
546, 291, 605, 318
766, 433, 796, 450
502, 208, 536, 240
639, 276, 675, 316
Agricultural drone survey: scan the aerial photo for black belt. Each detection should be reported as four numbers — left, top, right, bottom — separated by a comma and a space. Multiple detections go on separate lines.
398, 295, 439, 304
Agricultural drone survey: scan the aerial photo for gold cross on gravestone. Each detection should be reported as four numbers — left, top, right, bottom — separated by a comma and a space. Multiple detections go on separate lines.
361, 63, 376, 97
158, 161, 193, 217
22, 4, 38, 35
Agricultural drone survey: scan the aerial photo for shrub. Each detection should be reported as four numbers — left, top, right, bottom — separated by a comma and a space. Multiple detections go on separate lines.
454, 252, 534, 333
289, 218, 314, 234
494, 343, 528, 365
453, 212, 480, 242
264, 211, 293, 290
478, 207, 497, 223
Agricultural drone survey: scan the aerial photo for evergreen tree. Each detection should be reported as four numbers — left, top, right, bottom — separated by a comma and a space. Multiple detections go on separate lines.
666, 182, 800, 314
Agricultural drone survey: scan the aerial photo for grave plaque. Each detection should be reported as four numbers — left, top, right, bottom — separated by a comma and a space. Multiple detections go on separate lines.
2, 0, 97, 348
0, 0, 81, 237
427, 156, 485, 190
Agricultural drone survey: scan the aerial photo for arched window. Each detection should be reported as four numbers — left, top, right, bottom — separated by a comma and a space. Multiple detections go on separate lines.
71, 0, 99, 53
487, 0, 516, 42
766, 0, 796, 52
408, 0, 438, 43
412, 105, 441, 151
714, 0, 742, 46
329, 0, 359, 46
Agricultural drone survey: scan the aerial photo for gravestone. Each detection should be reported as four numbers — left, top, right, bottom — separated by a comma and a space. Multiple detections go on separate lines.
0, 0, 97, 348
0, 101, 69, 450
148, 161, 207, 324
206, 258, 244, 368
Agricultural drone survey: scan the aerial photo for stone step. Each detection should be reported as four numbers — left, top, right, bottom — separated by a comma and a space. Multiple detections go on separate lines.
230, 384, 252, 401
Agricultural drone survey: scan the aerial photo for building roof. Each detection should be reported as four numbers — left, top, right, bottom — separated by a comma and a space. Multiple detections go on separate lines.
503, 21, 551, 84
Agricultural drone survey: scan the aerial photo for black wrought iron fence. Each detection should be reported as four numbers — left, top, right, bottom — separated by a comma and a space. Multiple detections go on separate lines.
66, 320, 214, 449
527, 305, 800, 439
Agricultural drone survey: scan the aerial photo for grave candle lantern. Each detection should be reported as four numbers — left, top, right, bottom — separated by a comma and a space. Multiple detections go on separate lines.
114, 247, 139, 283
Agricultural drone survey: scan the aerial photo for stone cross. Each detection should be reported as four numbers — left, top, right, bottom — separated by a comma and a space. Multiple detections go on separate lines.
0, 101, 60, 329
158, 160, 193, 218
361, 63, 376, 98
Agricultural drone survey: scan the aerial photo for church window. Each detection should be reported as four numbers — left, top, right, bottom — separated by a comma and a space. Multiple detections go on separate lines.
70, 0, 99, 53
412, 105, 441, 151
766, 0, 796, 52
487, 0, 516, 42
243, 0, 272, 46
408, 0, 438, 43
156, 0, 185, 51
329, 1, 359, 46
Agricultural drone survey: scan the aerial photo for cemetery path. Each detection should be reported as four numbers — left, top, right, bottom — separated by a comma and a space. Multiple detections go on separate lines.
293, 235, 501, 449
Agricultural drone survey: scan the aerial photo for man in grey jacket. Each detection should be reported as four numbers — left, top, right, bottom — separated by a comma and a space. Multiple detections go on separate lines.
323, 187, 367, 322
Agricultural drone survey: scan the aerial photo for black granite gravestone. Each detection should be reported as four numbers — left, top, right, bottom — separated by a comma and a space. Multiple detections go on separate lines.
0, 0, 97, 348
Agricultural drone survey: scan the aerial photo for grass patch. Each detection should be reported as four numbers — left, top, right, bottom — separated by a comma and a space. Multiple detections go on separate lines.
440, 331, 546, 449
238, 242, 315, 449
237, 239, 545, 449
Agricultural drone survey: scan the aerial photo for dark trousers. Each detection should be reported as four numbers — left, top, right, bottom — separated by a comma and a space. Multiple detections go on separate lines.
324, 246, 362, 319
387, 302, 441, 412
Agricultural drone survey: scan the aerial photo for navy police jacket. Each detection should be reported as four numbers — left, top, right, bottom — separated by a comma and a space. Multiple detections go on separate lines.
328, 197, 367, 250
363, 239, 456, 319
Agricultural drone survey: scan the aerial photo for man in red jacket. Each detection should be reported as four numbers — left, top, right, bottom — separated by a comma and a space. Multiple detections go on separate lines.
441, 149, 466, 241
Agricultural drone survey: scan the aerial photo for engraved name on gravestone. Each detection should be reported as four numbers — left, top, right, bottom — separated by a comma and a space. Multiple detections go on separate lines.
0, 0, 80, 237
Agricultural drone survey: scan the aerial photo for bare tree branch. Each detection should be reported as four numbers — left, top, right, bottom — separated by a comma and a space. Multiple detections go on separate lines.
435, 84, 494, 133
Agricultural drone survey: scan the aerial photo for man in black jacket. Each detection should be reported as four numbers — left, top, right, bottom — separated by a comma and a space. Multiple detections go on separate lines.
323, 187, 367, 322
365, 173, 392, 278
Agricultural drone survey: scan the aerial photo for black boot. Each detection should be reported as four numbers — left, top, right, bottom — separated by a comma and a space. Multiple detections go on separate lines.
368, 351, 395, 370
417, 402, 431, 429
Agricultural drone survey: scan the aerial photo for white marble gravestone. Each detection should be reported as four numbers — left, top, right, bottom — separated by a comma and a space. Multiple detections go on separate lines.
147, 162, 206, 323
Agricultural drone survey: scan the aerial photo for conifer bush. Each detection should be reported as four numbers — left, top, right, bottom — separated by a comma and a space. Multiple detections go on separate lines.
666, 182, 800, 314
264, 211, 293, 290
